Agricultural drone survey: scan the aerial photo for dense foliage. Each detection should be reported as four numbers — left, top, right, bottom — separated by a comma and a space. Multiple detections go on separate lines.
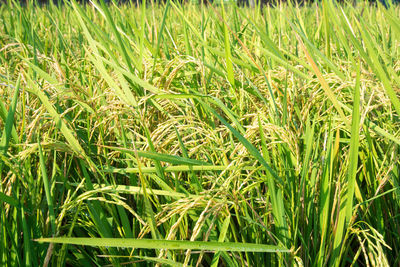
0, 0, 399, 266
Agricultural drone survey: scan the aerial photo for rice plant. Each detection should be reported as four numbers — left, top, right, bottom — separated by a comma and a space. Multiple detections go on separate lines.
0, 0, 399, 265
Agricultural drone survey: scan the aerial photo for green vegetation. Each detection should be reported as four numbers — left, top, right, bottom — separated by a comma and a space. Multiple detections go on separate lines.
1, 0, 400, 265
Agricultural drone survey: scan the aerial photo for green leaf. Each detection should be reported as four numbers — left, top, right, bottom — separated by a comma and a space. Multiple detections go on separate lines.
0, 76, 20, 154
103, 146, 210, 166
35, 238, 290, 253
331, 61, 361, 266
0, 192, 19, 207
38, 140, 56, 235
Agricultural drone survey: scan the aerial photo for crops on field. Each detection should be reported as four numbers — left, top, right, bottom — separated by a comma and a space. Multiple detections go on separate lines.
1, 0, 400, 265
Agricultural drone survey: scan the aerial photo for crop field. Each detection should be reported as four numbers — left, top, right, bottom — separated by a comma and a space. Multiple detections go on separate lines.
0, 0, 400, 266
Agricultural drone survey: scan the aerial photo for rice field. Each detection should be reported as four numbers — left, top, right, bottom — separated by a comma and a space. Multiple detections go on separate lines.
0, 0, 400, 265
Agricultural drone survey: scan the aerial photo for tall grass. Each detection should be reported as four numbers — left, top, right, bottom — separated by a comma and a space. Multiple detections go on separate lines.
0, 0, 400, 265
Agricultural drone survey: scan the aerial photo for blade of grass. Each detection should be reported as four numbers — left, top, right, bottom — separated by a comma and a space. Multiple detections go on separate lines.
210, 214, 231, 267
38, 140, 56, 236
331, 62, 361, 266
0, 76, 20, 154
104, 165, 260, 173
0, 192, 19, 208
220, 0, 235, 88
36, 237, 290, 252
103, 146, 210, 166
